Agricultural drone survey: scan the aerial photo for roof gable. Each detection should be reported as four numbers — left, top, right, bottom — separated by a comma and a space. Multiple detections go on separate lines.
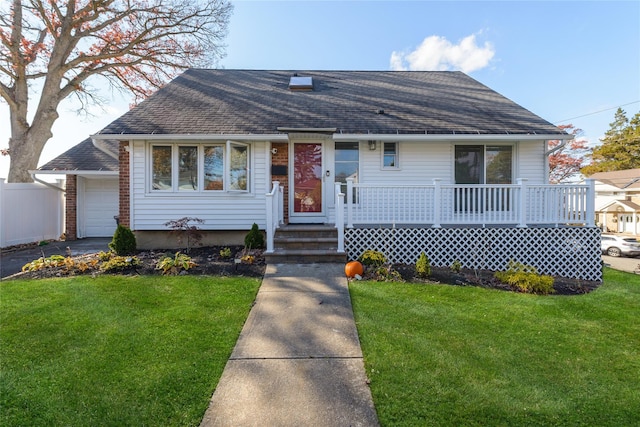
96, 69, 566, 137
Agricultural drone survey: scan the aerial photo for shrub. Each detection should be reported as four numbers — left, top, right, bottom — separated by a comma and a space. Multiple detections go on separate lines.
244, 223, 265, 249
219, 247, 232, 258
416, 252, 431, 278
373, 265, 403, 282
109, 225, 137, 256
494, 260, 555, 295
101, 256, 140, 272
359, 250, 387, 267
156, 252, 197, 275
164, 217, 204, 253
450, 259, 462, 273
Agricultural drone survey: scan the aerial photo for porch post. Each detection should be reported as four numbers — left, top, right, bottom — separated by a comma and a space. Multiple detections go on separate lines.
517, 178, 528, 227
335, 183, 345, 252
346, 178, 354, 228
432, 179, 442, 228
265, 181, 279, 253
585, 178, 595, 227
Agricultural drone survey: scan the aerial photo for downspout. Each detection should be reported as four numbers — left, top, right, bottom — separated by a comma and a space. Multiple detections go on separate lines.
91, 137, 118, 159
29, 171, 65, 192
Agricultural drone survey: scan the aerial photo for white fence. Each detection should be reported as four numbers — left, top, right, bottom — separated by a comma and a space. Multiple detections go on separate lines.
0, 178, 64, 248
345, 178, 595, 228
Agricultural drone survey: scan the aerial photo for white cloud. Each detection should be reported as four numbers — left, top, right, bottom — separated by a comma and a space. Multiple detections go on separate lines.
390, 33, 495, 73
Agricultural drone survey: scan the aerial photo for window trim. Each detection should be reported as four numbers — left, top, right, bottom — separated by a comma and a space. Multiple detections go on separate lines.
454, 143, 515, 184
148, 141, 251, 194
381, 141, 400, 170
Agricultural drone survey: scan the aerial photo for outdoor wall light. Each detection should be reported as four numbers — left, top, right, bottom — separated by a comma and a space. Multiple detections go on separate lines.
368, 140, 376, 151
271, 148, 278, 154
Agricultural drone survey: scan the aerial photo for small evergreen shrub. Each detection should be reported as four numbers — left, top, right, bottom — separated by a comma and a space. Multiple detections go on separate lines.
450, 260, 462, 273
416, 252, 431, 278
494, 260, 555, 295
244, 223, 265, 249
358, 250, 387, 267
156, 252, 197, 275
109, 225, 137, 256
219, 247, 232, 258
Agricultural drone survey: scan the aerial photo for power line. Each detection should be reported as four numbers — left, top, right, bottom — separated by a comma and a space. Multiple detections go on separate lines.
554, 100, 640, 124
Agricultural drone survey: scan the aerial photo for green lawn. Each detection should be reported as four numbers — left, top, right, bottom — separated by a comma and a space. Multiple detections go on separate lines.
0, 275, 260, 427
350, 268, 640, 427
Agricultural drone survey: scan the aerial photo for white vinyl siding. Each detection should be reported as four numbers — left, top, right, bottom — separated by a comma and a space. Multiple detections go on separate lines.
360, 142, 451, 184
518, 140, 546, 184
131, 140, 268, 230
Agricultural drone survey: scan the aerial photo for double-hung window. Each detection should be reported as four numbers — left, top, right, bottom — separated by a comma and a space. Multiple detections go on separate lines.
151, 141, 250, 192
382, 142, 399, 169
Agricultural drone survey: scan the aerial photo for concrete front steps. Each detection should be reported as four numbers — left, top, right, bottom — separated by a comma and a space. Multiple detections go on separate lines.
265, 224, 347, 264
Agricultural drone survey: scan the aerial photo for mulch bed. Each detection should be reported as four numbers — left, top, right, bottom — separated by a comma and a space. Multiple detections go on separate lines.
10, 246, 600, 295
13, 246, 266, 280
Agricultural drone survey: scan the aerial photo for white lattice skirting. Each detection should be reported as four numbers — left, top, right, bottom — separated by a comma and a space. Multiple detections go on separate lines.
345, 227, 602, 282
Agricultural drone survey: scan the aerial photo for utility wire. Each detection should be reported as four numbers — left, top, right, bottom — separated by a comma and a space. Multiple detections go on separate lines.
554, 100, 640, 124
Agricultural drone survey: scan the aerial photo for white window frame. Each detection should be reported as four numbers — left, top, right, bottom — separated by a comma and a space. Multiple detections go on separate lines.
381, 142, 400, 170
148, 141, 251, 193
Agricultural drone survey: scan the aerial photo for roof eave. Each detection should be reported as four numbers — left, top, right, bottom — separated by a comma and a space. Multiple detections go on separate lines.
333, 133, 574, 142
92, 133, 290, 142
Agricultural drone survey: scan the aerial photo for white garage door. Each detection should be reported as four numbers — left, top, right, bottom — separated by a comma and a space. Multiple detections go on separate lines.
83, 178, 118, 237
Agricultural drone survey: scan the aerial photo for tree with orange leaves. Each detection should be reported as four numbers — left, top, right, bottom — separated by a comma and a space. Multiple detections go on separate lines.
0, 0, 232, 182
548, 124, 589, 183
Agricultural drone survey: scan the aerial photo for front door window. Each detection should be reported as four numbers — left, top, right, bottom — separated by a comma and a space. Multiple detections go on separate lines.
293, 143, 323, 213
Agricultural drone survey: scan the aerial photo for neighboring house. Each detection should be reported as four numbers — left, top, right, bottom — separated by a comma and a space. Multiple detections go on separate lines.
36, 69, 600, 281
588, 168, 640, 235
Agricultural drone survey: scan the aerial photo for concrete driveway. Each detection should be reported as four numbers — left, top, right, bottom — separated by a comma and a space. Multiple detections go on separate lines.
602, 255, 640, 274
0, 238, 111, 279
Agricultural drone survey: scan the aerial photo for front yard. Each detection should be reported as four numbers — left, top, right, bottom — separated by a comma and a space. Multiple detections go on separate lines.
350, 268, 640, 426
0, 275, 260, 426
1, 268, 638, 426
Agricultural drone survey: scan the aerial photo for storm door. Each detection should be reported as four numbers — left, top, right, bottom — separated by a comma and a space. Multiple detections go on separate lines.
290, 142, 325, 223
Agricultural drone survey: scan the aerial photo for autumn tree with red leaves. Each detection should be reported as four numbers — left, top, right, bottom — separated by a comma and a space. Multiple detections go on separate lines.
548, 124, 589, 183
0, 0, 232, 182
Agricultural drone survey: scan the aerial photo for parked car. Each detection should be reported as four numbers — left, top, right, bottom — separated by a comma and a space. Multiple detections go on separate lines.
601, 235, 640, 257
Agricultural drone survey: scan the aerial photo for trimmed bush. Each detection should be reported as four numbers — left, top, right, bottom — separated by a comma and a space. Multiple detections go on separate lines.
494, 261, 555, 295
359, 250, 387, 267
109, 225, 137, 256
244, 223, 265, 249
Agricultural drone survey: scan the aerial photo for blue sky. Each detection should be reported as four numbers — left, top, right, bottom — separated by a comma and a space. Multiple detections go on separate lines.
1, 0, 639, 179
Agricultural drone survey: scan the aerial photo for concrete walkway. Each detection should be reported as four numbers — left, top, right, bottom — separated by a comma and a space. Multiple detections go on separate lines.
199, 263, 379, 427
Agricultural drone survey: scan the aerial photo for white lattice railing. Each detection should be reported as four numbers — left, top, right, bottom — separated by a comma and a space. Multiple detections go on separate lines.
343, 178, 595, 228
265, 181, 284, 253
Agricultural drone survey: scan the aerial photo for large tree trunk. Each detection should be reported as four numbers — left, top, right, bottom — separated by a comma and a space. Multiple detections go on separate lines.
7, 133, 50, 183
7, 97, 57, 183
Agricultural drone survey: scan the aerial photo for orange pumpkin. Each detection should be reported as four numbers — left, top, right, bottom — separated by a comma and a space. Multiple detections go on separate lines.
345, 260, 364, 278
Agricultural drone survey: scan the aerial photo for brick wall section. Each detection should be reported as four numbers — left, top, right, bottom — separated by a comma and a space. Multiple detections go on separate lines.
65, 174, 77, 240
119, 141, 130, 227
271, 142, 289, 222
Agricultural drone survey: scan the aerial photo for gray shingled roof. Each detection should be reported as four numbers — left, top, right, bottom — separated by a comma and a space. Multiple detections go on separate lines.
96, 69, 566, 136
38, 138, 118, 172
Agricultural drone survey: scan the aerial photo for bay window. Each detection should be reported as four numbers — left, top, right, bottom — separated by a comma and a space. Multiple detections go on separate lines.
151, 141, 250, 193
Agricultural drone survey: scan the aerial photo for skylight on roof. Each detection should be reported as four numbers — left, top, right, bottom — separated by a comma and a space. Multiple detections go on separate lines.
289, 76, 313, 91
